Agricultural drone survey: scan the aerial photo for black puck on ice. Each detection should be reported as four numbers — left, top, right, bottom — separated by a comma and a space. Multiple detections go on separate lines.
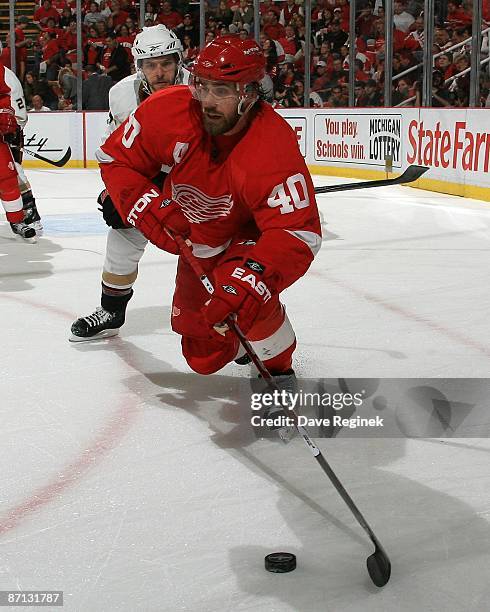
264, 552, 296, 573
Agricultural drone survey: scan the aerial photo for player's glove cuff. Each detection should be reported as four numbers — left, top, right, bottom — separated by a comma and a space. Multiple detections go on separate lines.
126, 190, 190, 253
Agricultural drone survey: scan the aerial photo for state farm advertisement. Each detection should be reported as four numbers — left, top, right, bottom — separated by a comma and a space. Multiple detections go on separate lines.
313, 111, 411, 168
405, 109, 490, 188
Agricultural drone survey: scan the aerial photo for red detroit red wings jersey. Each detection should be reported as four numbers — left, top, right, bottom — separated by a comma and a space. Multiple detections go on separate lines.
99, 86, 321, 291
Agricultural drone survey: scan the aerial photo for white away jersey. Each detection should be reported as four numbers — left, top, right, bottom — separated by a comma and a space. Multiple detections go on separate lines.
0, 63, 28, 128
106, 67, 190, 135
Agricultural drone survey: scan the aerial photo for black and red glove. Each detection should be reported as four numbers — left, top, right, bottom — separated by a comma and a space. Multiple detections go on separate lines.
126, 191, 190, 254
0, 107, 17, 137
203, 257, 276, 334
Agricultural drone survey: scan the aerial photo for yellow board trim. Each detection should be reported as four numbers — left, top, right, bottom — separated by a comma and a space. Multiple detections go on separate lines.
308, 164, 490, 203
23, 159, 85, 169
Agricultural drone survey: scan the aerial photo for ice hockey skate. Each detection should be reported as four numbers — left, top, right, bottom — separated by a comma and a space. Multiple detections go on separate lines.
10, 221, 36, 242
253, 369, 298, 444
22, 196, 43, 235
70, 306, 125, 342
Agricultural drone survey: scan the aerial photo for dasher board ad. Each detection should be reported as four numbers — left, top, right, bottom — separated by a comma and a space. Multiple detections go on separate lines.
314, 112, 403, 167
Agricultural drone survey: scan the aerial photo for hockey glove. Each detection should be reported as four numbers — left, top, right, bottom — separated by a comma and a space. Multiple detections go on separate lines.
203, 257, 275, 335
97, 189, 127, 229
126, 191, 190, 254
0, 107, 17, 137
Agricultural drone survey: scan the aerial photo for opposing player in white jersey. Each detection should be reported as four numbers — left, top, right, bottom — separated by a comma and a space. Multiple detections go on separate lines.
0, 41, 42, 240
70, 25, 188, 341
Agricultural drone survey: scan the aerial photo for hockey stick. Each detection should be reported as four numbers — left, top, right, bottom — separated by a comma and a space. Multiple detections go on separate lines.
314, 164, 429, 194
23, 147, 72, 168
173, 233, 391, 587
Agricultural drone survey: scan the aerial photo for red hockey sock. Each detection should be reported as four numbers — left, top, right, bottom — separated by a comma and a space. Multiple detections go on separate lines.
6, 209, 24, 224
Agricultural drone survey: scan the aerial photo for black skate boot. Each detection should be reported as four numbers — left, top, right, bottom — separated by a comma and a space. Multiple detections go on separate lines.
10, 222, 36, 242
22, 191, 43, 234
70, 288, 133, 342
70, 306, 125, 342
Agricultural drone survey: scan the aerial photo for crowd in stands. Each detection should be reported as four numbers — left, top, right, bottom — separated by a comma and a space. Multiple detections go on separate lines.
0, 0, 489, 111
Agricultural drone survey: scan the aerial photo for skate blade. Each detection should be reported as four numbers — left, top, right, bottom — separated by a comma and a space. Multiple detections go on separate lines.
69, 328, 120, 343
22, 236, 37, 244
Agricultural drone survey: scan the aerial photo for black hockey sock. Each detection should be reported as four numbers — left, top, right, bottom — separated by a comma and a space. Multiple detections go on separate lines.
101, 283, 134, 313
22, 191, 41, 222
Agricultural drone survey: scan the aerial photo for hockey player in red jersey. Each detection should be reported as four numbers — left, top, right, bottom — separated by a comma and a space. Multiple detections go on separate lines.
97, 35, 321, 395
0, 41, 43, 239
0, 86, 35, 241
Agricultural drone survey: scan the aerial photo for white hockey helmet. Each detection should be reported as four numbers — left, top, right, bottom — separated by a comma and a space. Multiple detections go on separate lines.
132, 25, 183, 62
132, 25, 183, 84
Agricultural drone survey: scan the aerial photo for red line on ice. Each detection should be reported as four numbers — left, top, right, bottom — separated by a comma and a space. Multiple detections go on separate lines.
323, 273, 490, 358
0, 293, 141, 536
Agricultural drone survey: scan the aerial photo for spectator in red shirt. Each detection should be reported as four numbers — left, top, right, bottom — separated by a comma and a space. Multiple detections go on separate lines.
355, 5, 376, 38
311, 60, 330, 94
85, 25, 105, 65
157, 1, 184, 30
0, 38, 11, 67
34, 1, 61, 26
446, 0, 472, 26
263, 10, 286, 41
51, 1, 71, 13
60, 20, 79, 64
116, 25, 135, 60
373, 18, 406, 53
435, 52, 455, 80
109, 0, 130, 30
278, 24, 299, 59
39, 31, 61, 80
14, 16, 32, 80
40, 17, 64, 37
279, 0, 303, 27
353, 59, 369, 82
332, 6, 349, 32
260, 0, 280, 18
182, 34, 198, 64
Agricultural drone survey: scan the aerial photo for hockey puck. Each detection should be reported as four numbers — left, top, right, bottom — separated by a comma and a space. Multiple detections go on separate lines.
264, 552, 296, 573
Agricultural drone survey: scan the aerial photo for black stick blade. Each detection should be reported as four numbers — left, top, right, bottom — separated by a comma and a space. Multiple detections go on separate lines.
24, 147, 72, 168
367, 547, 391, 587
314, 165, 429, 194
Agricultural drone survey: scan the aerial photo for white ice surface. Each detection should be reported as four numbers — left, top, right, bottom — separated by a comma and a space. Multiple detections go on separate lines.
1, 169, 490, 612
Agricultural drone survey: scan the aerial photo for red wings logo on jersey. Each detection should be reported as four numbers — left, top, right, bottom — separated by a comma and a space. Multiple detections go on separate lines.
171, 183, 234, 224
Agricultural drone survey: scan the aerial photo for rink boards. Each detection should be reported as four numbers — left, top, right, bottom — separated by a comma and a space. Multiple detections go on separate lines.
24, 107, 490, 202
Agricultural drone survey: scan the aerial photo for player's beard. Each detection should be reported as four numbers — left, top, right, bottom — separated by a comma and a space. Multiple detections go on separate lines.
151, 80, 172, 92
202, 107, 240, 136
